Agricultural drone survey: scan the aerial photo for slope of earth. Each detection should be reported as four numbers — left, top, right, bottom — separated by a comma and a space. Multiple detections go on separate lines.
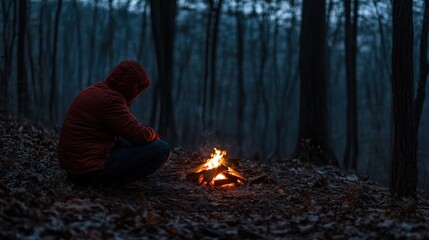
1, 110, 429, 239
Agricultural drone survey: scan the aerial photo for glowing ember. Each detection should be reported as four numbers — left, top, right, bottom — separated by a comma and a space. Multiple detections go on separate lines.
186, 148, 247, 187
214, 173, 227, 180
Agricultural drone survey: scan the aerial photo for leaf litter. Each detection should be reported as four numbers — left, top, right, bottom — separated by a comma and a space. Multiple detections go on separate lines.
1, 110, 429, 239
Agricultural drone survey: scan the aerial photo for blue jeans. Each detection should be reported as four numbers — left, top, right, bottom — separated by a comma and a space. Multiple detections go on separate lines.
67, 140, 170, 185
95, 140, 170, 183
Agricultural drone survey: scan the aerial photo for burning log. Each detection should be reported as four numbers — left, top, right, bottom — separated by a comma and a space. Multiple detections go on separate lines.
226, 168, 247, 182
203, 165, 228, 182
186, 148, 247, 187
213, 178, 237, 187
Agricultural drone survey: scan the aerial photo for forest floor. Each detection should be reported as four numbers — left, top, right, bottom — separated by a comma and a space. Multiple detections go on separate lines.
1, 111, 429, 239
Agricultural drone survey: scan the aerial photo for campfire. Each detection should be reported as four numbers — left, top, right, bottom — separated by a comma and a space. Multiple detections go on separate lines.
186, 148, 247, 187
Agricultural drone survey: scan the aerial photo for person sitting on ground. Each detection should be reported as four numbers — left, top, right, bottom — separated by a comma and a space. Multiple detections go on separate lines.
57, 60, 170, 186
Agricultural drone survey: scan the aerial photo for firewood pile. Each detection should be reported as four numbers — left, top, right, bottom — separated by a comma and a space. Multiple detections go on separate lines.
186, 148, 247, 187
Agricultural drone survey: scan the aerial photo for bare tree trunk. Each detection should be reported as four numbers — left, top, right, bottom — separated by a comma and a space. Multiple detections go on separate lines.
49, 0, 62, 123
371, 0, 391, 79
208, 0, 223, 128
282, 0, 298, 155
390, 0, 416, 200
296, 0, 338, 166
269, 12, 281, 161
27, 29, 36, 111
256, 8, 269, 159
72, 0, 83, 89
235, 0, 245, 152
37, 0, 46, 116
326, 7, 343, 83
201, 0, 223, 131
0, 0, 17, 108
120, 0, 133, 57
201, 1, 213, 131
149, 0, 178, 143
87, 0, 98, 86
17, 0, 29, 116
137, 0, 148, 61
343, 0, 359, 169
416, 0, 429, 132
108, 0, 114, 68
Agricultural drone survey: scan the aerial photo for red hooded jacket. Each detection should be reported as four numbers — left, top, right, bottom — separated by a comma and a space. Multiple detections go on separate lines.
58, 61, 158, 174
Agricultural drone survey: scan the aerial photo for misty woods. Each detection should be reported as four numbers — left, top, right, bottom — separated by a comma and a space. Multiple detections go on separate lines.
0, 0, 428, 190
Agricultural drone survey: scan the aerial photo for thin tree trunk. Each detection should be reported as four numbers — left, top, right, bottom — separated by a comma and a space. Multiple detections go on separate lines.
208, 0, 223, 128
43, 3, 53, 122
256, 10, 269, 158
1, 0, 16, 108
390, 0, 417, 200
49, 0, 62, 123
17, 0, 29, 116
343, 0, 359, 169
235, 0, 245, 152
372, 0, 391, 79
72, 0, 83, 90
281, 0, 298, 155
326, 11, 343, 83
416, 0, 429, 132
37, 0, 46, 116
201, 1, 213, 131
201, 0, 223, 130
87, 0, 98, 86
137, 0, 148, 61
27, 30, 36, 112
269, 14, 281, 161
108, 0, 114, 68
121, 1, 133, 57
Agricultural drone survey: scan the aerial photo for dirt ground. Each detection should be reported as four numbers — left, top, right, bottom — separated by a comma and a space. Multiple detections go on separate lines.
1, 110, 429, 239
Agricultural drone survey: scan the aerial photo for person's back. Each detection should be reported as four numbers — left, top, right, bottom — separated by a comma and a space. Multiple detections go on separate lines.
58, 60, 170, 185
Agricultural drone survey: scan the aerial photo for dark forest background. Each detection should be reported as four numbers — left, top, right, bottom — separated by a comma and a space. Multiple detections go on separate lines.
1, 0, 428, 188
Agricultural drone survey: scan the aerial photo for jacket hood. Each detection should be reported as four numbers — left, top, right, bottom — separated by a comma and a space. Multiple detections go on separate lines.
105, 60, 150, 104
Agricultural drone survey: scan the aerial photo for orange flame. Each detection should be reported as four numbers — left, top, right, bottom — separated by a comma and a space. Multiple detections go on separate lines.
203, 148, 226, 170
